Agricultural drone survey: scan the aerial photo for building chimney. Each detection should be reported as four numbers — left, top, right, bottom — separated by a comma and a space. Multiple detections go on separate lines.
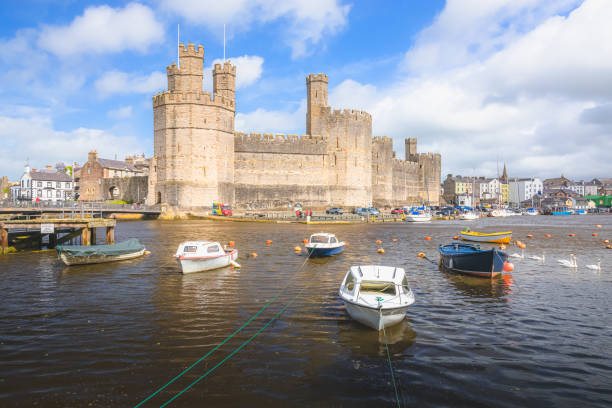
88, 150, 98, 163
46, 164, 52, 169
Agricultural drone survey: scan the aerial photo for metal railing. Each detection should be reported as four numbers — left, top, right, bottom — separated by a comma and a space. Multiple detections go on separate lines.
0, 200, 161, 213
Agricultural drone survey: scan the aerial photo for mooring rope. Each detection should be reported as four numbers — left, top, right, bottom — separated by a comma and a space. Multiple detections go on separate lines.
379, 307, 401, 408
134, 244, 317, 408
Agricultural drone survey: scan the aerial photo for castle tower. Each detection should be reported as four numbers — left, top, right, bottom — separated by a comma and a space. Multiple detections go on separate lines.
213, 61, 236, 102
405, 138, 418, 162
151, 42, 236, 209
306, 73, 328, 135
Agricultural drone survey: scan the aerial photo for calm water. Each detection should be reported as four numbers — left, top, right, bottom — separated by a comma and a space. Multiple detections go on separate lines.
1, 216, 611, 407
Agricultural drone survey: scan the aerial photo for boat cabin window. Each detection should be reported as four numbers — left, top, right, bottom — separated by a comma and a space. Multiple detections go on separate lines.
310, 235, 330, 243
344, 273, 355, 292
359, 280, 396, 296
207, 245, 221, 253
401, 276, 410, 293
330, 237, 338, 243
183, 246, 198, 253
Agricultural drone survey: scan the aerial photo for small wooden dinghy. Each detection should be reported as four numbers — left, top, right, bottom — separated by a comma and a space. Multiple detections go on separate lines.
438, 243, 508, 278
339, 265, 415, 330
305, 233, 345, 257
460, 229, 512, 244
56, 238, 146, 266
175, 241, 238, 274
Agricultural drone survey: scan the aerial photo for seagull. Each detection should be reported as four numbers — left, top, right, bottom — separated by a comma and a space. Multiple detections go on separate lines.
558, 254, 577, 268
510, 249, 525, 259
528, 252, 545, 263
585, 259, 601, 271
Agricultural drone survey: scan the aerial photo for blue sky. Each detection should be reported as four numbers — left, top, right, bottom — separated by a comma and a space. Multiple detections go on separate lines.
1, 0, 611, 181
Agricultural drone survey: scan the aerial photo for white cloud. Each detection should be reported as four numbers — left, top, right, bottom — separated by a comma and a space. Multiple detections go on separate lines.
236, 101, 305, 134
108, 105, 133, 119
203, 55, 264, 92
94, 70, 165, 96
161, 0, 350, 59
38, 3, 164, 56
0, 114, 146, 180
329, 0, 612, 180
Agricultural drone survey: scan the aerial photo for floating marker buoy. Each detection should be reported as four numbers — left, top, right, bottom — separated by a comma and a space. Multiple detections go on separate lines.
526, 234, 533, 238
250, 253, 258, 258
294, 246, 302, 253
266, 240, 272, 245
230, 260, 241, 268
392, 238, 398, 242
604, 239, 610, 244
302, 239, 308, 244
453, 236, 459, 240
503, 262, 514, 272
417, 252, 425, 258
607, 245, 612, 249
593, 233, 598, 237
376, 240, 382, 244
518, 243, 526, 249
425, 237, 432, 241
144, 250, 151, 255
345, 242, 349, 246
569, 233, 575, 237
377, 248, 385, 254
545, 234, 551, 238
499, 245, 506, 250
596, 224, 602, 228
228, 241, 235, 247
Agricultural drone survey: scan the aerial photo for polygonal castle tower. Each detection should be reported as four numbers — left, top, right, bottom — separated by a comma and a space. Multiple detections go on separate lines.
149, 42, 236, 208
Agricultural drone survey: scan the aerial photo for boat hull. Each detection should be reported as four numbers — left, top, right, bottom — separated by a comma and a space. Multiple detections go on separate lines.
438, 246, 507, 278
460, 231, 512, 244
405, 214, 432, 222
343, 301, 409, 330
459, 213, 479, 220
60, 248, 146, 266
177, 250, 238, 274
307, 245, 344, 257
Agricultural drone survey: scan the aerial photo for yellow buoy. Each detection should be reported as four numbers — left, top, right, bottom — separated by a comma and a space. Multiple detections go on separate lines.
596, 224, 602, 228
144, 250, 151, 255
377, 248, 385, 254
392, 238, 398, 242
604, 239, 610, 244
526, 234, 533, 239
417, 252, 425, 258
250, 252, 258, 258
294, 246, 302, 253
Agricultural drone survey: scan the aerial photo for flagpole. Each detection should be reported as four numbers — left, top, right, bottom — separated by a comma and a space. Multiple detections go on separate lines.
177, 24, 180, 69
223, 23, 226, 62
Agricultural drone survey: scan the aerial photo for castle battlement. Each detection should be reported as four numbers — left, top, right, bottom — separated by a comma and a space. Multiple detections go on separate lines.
307, 73, 328, 83
234, 131, 327, 155
179, 42, 204, 58
152, 90, 234, 109
320, 106, 372, 122
214, 61, 236, 75
372, 136, 393, 144
392, 158, 420, 171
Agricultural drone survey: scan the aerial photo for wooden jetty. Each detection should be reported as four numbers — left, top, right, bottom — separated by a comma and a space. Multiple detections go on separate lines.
1, 218, 116, 255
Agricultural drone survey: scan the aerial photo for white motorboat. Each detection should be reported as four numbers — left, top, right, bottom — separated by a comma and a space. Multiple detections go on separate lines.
339, 265, 415, 330
525, 208, 539, 216
490, 208, 510, 217
175, 241, 239, 274
404, 208, 432, 222
459, 211, 479, 220
305, 233, 345, 257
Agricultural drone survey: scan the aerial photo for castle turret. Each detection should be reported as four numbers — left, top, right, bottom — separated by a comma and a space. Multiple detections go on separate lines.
167, 43, 204, 92
306, 73, 328, 135
405, 138, 418, 162
213, 61, 236, 107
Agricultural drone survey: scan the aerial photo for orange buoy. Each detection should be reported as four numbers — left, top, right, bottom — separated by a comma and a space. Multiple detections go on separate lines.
144, 250, 151, 255
294, 246, 302, 252
518, 243, 526, 249
250, 252, 258, 258
228, 241, 235, 247
526, 234, 533, 238
499, 245, 506, 250
302, 239, 308, 244
266, 240, 272, 245
345, 242, 349, 246
569, 233, 575, 237
596, 224, 602, 228
593, 233, 598, 237
425, 237, 432, 241
545, 234, 551, 238
376, 240, 382, 244
604, 239, 610, 244
417, 252, 425, 258
377, 248, 385, 254
503, 262, 514, 272
392, 238, 398, 242
607, 245, 612, 249
453, 236, 459, 240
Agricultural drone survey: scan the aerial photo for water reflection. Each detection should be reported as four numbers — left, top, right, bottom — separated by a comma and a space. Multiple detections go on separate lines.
441, 270, 513, 300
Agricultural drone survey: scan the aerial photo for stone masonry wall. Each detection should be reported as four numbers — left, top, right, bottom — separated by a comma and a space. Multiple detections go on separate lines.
102, 176, 148, 203
371, 136, 394, 207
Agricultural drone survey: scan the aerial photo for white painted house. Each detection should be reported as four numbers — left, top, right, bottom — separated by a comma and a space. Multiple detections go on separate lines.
476, 178, 501, 201
17, 164, 74, 203
508, 178, 543, 205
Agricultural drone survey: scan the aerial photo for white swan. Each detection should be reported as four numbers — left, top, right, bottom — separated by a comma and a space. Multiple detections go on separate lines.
557, 254, 577, 268
528, 252, 545, 263
585, 259, 601, 271
510, 249, 524, 259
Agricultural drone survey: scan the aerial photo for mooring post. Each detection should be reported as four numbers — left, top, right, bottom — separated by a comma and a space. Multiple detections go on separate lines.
81, 227, 90, 246
1, 227, 8, 255
106, 226, 115, 244
91, 228, 96, 246
49, 233, 57, 249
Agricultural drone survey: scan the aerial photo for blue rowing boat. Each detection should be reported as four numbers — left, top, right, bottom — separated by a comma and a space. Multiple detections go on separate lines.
438, 243, 507, 278
306, 233, 345, 257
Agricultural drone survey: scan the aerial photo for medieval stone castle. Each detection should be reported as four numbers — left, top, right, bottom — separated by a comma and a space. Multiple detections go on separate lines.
147, 43, 441, 209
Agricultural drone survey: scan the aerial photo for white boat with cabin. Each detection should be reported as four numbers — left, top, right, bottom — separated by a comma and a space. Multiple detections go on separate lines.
404, 207, 432, 222
339, 265, 415, 330
459, 211, 479, 220
175, 241, 239, 274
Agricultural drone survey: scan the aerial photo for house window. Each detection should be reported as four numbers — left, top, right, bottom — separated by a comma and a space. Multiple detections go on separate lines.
65, 182, 70, 188
21, 180, 24, 187
56, 182, 61, 188
47, 182, 52, 188
46, 190, 52, 198
37, 181, 42, 187
56, 190, 61, 198
37, 190, 42, 197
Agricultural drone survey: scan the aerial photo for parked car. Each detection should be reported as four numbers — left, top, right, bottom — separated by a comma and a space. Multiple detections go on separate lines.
367, 207, 380, 216
353, 207, 369, 216
212, 202, 232, 216
391, 208, 404, 214
326, 207, 344, 215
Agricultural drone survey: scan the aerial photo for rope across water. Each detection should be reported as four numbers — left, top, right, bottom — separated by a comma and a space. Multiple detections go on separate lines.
379, 306, 401, 408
